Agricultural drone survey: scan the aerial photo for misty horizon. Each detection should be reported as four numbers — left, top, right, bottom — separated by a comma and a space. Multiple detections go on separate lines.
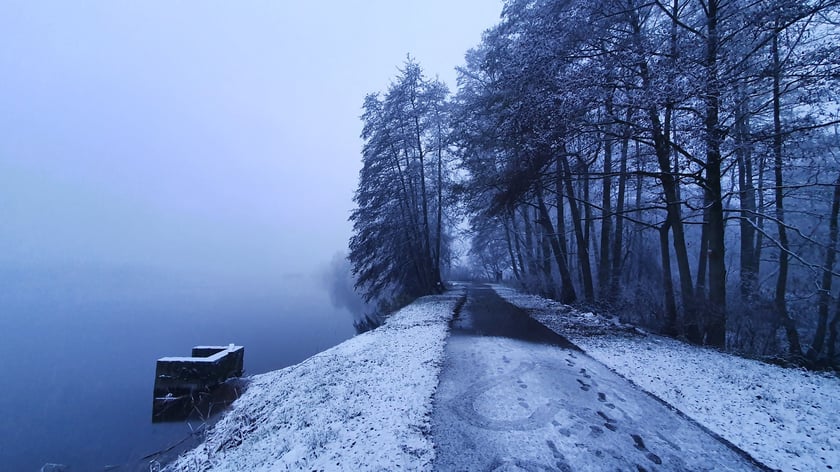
0, 1, 500, 293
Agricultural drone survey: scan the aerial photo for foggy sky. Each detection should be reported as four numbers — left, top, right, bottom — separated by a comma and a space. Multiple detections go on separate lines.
0, 1, 501, 289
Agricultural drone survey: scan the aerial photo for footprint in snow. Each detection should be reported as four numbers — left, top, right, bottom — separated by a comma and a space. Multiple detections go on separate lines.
598, 410, 618, 432
631, 434, 663, 465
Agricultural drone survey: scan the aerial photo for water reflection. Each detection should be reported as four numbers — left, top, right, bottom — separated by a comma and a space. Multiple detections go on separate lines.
321, 252, 382, 332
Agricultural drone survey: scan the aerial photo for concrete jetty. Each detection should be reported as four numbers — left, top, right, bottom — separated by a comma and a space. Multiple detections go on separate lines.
152, 345, 244, 422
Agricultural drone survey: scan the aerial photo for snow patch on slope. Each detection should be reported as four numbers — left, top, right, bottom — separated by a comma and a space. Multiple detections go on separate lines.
493, 285, 840, 472
167, 289, 464, 472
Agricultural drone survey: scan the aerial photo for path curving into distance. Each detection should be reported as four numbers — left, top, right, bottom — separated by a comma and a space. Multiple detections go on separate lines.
431, 284, 770, 471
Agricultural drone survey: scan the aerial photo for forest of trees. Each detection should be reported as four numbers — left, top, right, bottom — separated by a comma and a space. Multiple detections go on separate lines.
350, 0, 840, 365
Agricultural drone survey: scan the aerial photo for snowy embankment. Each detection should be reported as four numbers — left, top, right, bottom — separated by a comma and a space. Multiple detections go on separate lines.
167, 289, 464, 472
493, 285, 840, 472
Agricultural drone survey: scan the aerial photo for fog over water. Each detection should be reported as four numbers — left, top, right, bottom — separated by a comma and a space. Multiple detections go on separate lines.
0, 1, 501, 468
0, 0, 500, 279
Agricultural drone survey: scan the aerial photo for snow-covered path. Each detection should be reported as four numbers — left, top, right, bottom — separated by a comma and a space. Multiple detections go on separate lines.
431, 285, 769, 471
494, 285, 840, 471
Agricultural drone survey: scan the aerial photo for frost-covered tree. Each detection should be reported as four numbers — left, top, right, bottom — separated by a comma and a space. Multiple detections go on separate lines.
349, 58, 452, 307
357, 0, 840, 362
450, 0, 840, 361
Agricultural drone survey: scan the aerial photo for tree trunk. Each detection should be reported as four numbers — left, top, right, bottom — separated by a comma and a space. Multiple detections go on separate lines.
537, 184, 577, 303
390, 145, 431, 294
771, 25, 802, 356
755, 149, 767, 275
611, 114, 631, 295
827, 300, 840, 360
630, 6, 698, 340
696, 208, 709, 300
599, 102, 614, 299
435, 115, 444, 289
414, 114, 436, 291
735, 86, 758, 300
521, 206, 538, 284
510, 210, 527, 282
559, 152, 595, 302
582, 159, 595, 287
660, 221, 678, 335
539, 218, 555, 298
703, 0, 727, 348
556, 161, 571, 269
653, 117, 698, 341
503, 216, 523, 283
810, 173, 840, 359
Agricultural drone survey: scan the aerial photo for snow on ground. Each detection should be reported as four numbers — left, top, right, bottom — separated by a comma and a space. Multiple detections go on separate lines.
167, 289, 464, 472
433, 288, 764, 471
493, 285, 840, 472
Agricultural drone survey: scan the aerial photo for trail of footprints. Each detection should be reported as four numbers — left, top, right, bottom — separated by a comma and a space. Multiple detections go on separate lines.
632, 434, 663, 465
560, 355, 664, 467
462, 354, 667, 468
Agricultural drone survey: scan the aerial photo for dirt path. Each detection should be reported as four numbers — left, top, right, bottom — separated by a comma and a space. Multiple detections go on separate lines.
431, 284, 769, 471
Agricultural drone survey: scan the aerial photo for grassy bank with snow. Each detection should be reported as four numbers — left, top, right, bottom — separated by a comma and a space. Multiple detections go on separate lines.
167, 288, 464, 472
494, 285, 840, 472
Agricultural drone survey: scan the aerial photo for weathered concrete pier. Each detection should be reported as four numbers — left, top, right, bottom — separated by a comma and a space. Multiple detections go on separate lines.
152, 345, 245, 422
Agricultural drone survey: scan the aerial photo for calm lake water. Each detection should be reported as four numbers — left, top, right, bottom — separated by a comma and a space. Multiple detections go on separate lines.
0, 266, 356, 471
